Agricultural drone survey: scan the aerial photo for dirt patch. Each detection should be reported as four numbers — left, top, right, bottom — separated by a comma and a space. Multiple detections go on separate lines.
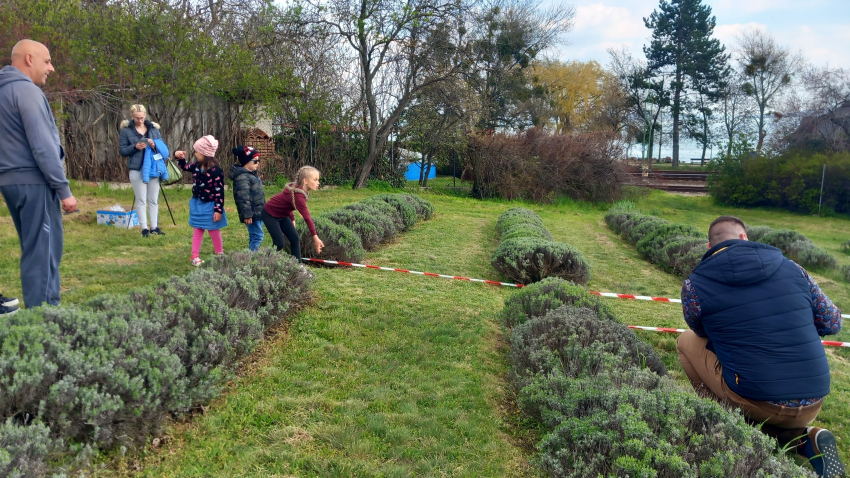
93, 256, 140, 266
283, 428, 314, 445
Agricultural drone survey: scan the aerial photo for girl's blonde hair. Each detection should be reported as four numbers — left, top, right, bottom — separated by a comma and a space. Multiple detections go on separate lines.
291, 166, 320, 205
130, 104, 147, 115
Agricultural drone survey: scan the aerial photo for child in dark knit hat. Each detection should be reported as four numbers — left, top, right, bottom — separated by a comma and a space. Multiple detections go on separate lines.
229, 145, 266, 251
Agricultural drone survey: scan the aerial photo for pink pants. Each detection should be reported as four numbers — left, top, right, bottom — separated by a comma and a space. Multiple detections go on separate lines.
191, 228, 223, 259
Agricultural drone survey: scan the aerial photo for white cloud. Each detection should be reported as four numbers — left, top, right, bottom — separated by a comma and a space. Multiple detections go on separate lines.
711, 0, 797, 15
573, 3, 648, 40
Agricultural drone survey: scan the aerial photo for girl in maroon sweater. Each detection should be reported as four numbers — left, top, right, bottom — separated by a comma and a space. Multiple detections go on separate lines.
261, 166, 325, 261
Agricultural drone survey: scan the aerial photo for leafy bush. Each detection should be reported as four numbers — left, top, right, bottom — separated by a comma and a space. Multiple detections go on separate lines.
635, 223, 706, 258
708, 145, 850, 215
760, 229, 811, 255
0, 419, 54, 478
625, 217, 669, 245
525, 372, 813, 478
500, 223, 554, 242
842, 240, 850, 254
496, 207, 546, 234
745, 225, 773, 243
658, 236, 707, 276
843, 265, 850, 282
492, 209, 590, 285
343, 202, 404, 238
324, 208, 389, 249
491, 238, 591, 285
744, 225, 841, 272
501, 277, 615, 328
397, 193, 435, 220
297, 216, 366, 262
509, 306, 666, 386
0, 250, 312, 475
603, 210, 643, 235
361, 194, 418, 231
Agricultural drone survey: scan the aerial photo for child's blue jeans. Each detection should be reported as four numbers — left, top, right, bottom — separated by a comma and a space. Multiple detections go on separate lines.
246, 219, 264, 251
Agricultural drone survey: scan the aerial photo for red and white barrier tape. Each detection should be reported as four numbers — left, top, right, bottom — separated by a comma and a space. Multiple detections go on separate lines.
303, 258, 849, 347
590, 291, 681, 303
304, 258, 524, 288
589, 290, 850, 321
627, 325, 850, 348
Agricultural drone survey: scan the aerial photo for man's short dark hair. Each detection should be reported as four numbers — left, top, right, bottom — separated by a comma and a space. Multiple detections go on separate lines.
708, 215, 747, 246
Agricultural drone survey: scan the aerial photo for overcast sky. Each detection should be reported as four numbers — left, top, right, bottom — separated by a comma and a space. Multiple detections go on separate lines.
549, 0, 850, 69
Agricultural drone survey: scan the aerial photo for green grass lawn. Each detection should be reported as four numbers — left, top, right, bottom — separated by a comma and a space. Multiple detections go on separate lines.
1, 178, 847, 475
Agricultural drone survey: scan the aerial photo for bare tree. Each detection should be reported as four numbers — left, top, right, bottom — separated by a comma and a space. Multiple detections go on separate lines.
715, 71, 756, 155
736, 29, 803, 152
301, 0, 469, 189
608, 47, 669, 160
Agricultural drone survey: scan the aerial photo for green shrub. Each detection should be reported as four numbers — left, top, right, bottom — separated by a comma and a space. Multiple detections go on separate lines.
658, 236, 707, 276
324, 208, 388, 249
620, 215, 667, 244
397, 193, 434, 220
297, 216, 366, 262
708, 145, 850, 215
787, 241, 839, 270
759, 229, 811, 255
509, 306, 666, 386
491, 238, 591, 285
603, 210, 642, 235
745, 225, 773, 243
362, 194, 418, 230
0, 420, 54, 478
843, 265, 850, 281
842, 240, 850, 254
341, 203, 401, 240
348, 200, 406, 233
501, 277, 614, 328
496, 207, 545, 234
0, 250, 312, 475
635, 223, 706, 259
525, 373, 812, 478
500, 223, 554, 242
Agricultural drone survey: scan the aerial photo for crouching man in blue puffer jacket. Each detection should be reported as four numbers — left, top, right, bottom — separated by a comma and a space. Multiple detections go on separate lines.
677, 215, 845, 477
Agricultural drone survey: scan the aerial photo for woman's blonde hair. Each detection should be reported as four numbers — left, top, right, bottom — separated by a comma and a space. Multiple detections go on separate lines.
130, 104, 147, 115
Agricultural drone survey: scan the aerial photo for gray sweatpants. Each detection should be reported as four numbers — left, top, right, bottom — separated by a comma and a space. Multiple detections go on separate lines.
129, 169, 159, 230
0, 184, 63, 308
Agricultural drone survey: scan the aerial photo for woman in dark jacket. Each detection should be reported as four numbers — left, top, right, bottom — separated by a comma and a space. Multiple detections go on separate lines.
118, 104, 165, 237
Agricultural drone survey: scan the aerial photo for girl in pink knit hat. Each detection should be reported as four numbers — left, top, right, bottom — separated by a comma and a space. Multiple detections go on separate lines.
174, 135, 228, 266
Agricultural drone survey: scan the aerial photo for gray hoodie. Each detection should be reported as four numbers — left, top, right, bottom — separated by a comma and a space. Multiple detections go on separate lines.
0, 65, 71, 199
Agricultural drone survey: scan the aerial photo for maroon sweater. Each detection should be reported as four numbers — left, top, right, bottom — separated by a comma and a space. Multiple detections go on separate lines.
264, 184, 317, 236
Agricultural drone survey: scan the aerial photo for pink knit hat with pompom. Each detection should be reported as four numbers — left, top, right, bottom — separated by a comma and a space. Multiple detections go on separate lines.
193, 135, 219, 157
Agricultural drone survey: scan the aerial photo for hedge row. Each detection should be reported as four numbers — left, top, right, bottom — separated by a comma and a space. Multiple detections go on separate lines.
746, 225, 840, 271
0, 250, 313, 477
296, 193, 434, 262
501, 278, 813, 478
490, 208, 590, 285
604, 208, 707, 276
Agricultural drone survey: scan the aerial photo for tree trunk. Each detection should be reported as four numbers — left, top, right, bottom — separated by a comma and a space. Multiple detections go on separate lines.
672, 71, 681, 168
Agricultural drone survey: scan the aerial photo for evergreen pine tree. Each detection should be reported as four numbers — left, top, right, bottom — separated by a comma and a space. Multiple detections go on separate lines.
644, 0, 728, 167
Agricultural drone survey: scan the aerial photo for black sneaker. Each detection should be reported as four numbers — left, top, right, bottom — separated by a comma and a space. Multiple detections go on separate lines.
141, 228, 150, 238
802, 427, 845, 477
0, 303, 18, 316
150, 227, 165, 236
0, 293, 18, 307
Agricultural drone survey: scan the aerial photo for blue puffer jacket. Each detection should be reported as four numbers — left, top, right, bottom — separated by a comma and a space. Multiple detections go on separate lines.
688, 239, 830, 401
142, 138, 169, 183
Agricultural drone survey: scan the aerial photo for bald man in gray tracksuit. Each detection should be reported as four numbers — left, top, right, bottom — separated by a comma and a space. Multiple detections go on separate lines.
0, 40, 77, 308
